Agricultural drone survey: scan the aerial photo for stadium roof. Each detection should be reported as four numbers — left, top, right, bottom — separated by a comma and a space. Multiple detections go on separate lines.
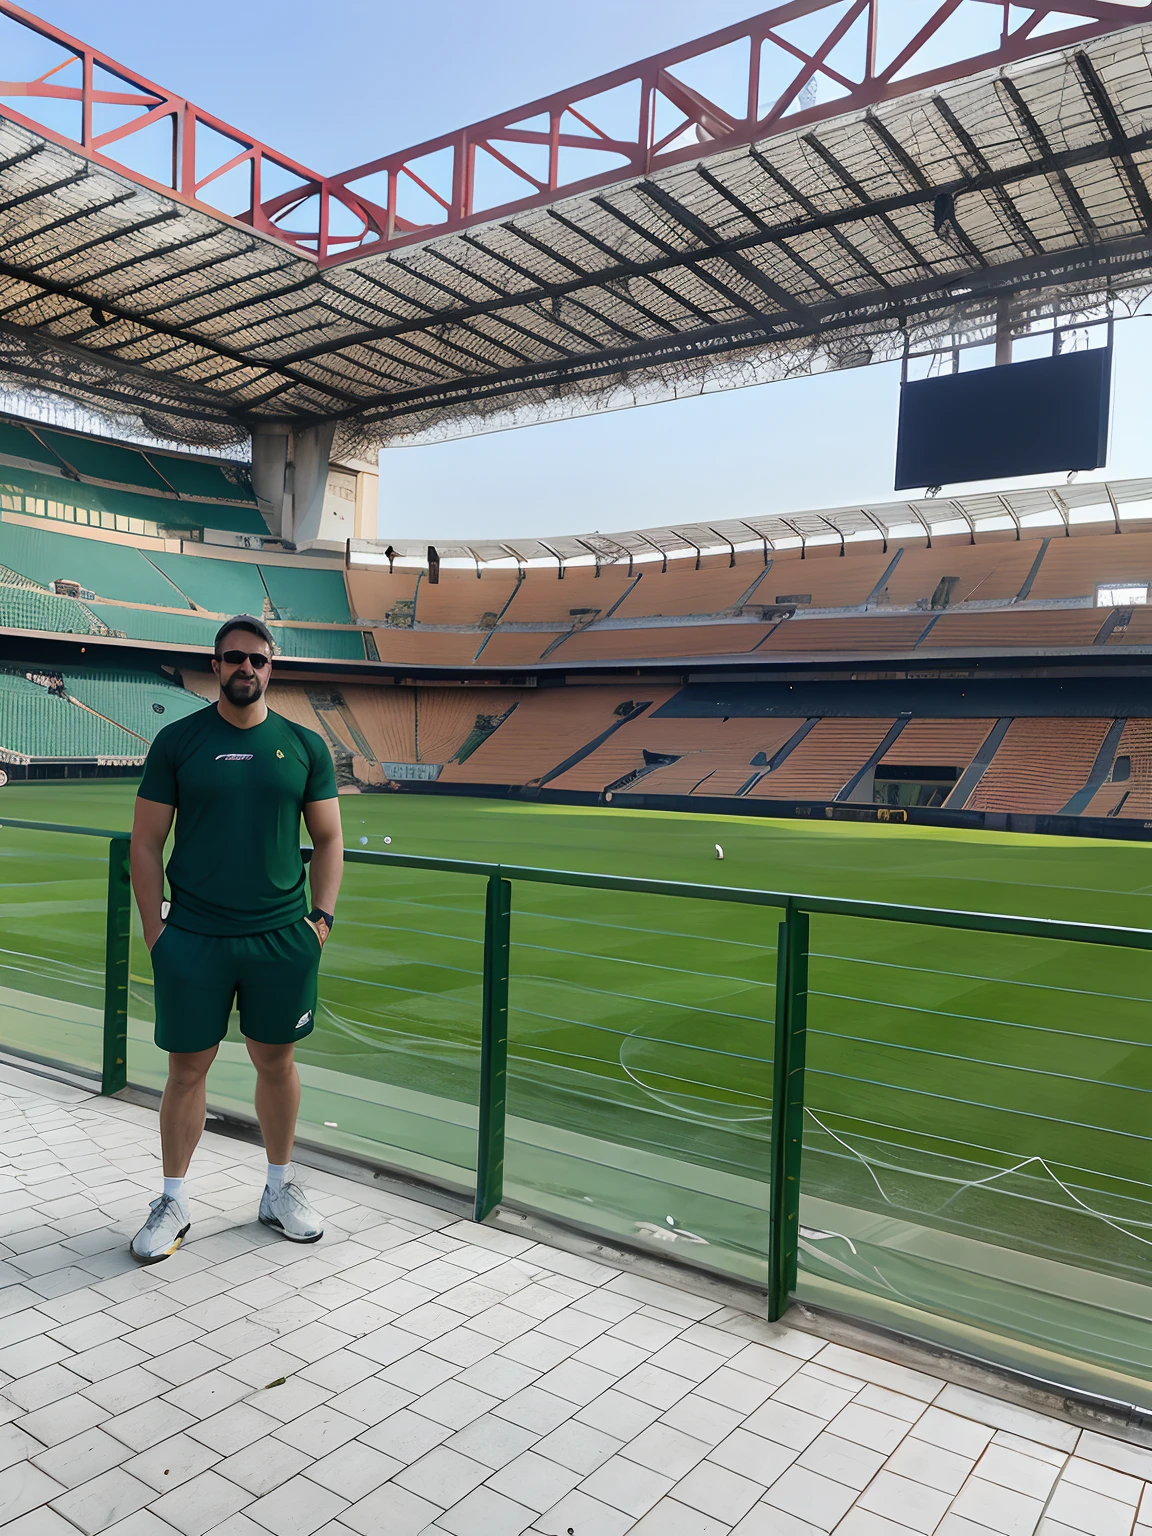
0, 1, 1151, 453
350, 474, 1152, 568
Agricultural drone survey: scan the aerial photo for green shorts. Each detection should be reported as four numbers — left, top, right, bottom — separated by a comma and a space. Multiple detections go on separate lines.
151, 919, 322, 1054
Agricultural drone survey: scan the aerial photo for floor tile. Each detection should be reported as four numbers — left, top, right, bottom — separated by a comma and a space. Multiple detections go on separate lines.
950, 1476, 1046, 1536
393, 1444, 490, 1504
339, 1480, 442, 1536
1045, 1479, 1136, 1536
145, 1468, 253, 1536
855, 1470, 953, 1533
630, 1498, 733, 1534
579, 1454, 674, 1517
762, 1464, 858, 1530
674, 1460, 766, 1525
123, 1430, 219, 1492
302, 1439, 400, 1499
910, 1407, 995, 1461
16, 1394, 108, 1449
493, 1387, 576, 1435
711, 1427, 796, 1487
273, 1404, 362, 1457
359, 1407, 452, 1463
48, 1467, 153, 1535
243, 1471, 349, 1536
884, 1434, 974, 1495
412, 1379, 499, 1430
624, 1422, 713, 1480
1061, 1456, 1143, 1504
978, 1443, 1063, 1501
212, 1434, 312, 1496
0, 1462, 66, 1525
529, 1488, 634, 1536
31, 1426, 129, 1489
488, 1448, 584, 1511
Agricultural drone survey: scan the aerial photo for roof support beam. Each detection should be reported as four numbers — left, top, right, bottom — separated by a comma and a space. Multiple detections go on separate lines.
1075, 52, 1152, 229
997, 75, 1099, 243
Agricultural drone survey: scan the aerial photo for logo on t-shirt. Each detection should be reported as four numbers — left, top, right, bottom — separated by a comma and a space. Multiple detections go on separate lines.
276, 749, 285, 759
214, 754, 254, 761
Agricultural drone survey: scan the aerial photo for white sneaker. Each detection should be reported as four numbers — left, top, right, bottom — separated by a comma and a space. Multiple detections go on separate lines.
259, 1171, 323, 1243
130, 1194, 190, 1264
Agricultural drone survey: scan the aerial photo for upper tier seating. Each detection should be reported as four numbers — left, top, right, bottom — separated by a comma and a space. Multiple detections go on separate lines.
0, 521, 188, 608
0, 461, 267, 537
260, 565, 351, 624
272, 627, 366, 661
413, 571, 521, 628
148, 552, 267, 616
925, 610, 1107, 649
85, 604, 221, 645
761, 615, 933, 653
60, 668, 207, 742
0, 671, 144, 758
876, 719, 996, 776
1028, 529, 1152, 600
965, 718, 1113, 813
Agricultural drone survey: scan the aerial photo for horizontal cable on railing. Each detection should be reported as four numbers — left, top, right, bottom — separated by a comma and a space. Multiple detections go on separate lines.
813, 988, 1152, 1051
812, 1066, 1152, 1143
511, 1002, 774, 1065
814, 950, 1151, 1003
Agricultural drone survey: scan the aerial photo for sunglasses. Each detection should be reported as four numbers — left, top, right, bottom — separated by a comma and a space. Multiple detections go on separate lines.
218, 649, 270, 668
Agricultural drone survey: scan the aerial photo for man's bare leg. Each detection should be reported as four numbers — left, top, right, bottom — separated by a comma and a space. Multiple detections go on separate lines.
247, 1040, 321, 1242
160, 1046, 218, 1177
246, 1039, 300, 1166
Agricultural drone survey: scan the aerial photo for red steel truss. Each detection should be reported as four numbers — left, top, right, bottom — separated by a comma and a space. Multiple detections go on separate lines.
0, 0, 1149, 268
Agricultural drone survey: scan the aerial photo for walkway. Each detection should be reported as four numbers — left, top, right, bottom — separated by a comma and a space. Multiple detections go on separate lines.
0, 1062, 1149, 1536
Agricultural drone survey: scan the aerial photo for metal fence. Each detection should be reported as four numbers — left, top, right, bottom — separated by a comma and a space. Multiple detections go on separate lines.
5, 814, 1152, 1387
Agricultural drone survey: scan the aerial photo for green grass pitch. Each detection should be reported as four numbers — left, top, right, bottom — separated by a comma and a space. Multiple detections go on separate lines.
3, 779, 1152, 1390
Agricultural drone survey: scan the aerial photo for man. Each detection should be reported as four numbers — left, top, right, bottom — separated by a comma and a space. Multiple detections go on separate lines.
128, 615, 344, 1263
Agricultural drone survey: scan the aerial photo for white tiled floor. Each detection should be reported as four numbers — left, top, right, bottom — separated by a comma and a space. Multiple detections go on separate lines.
2, 1065, 1151, 1536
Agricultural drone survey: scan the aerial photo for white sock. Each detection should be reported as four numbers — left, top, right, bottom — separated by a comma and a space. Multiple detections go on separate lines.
266, 1162, 290, 1193
162, 1176, 186, 1207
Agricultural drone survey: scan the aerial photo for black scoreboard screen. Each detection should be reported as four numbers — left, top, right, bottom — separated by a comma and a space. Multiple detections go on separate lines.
894, 347, 1111, 491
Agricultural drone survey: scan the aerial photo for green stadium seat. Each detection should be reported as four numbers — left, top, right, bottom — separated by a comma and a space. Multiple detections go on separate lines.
148, 552, 267, 615
0, 584, 101, 635
0, 461, 269, 537
60, 667, 208, 741
0, 671, 144, 758
0, 420, 57, 468
271, 625, 366, 659
146, 453, 257, 503
84, 603, 221, 644
0, 521, 189, 608
261, 564, 351, 622
35, 430, 169, 491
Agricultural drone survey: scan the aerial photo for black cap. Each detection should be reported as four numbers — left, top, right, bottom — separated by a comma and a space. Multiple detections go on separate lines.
215, 613, 276, 654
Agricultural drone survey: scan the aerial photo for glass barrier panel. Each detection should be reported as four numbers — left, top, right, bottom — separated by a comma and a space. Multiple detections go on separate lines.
800, 913, 1152, 1408
0, 824, 110, 1077
504, 883, 778, 1285
128, 859, 485, 1191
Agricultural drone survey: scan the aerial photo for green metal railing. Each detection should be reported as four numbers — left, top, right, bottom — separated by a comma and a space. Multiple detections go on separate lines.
6, 814, 1152, 1327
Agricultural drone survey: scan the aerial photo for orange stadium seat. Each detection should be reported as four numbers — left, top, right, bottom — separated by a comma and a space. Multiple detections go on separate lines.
761, 615, 932, 653
926, 609, 1107, 649
438, 686, 674, 786
747, 718, 896, 800
548, 714, 801, 795
965, 718, 1112, 812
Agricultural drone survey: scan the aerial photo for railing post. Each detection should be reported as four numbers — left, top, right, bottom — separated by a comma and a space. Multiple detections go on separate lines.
102, 836, 131, 1096
768, 902, 808, 1320
475, 874, 512, 1222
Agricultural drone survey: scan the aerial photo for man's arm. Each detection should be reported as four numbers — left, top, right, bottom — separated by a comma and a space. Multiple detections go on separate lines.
131, 797, 175, 951
303, 797, 344, 944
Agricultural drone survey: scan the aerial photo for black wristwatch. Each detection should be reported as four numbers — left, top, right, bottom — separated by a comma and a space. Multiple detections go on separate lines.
308, 907, 334, 936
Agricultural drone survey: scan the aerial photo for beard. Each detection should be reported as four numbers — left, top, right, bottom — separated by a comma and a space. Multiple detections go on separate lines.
221, 671, 265, 706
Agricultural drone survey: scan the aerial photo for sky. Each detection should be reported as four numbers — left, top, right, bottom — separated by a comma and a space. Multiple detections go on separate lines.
15, 0, 1152, 544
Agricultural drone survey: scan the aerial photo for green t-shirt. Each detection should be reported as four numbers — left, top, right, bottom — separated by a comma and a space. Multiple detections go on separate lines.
138, 707, 338, 935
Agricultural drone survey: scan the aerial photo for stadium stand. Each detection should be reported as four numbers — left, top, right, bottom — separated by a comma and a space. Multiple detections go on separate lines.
746, 718, 899, 800
83, 604, 221, 645
0, 520, 189, 608
412, 570, 521, 628
260, 564, 351, 623
761, 615, 933, 653
438, 687, 673, 785
0, 584, 103, 636
926, 609, 1109, 650
1084, 719, 1152, 818
966, 718, 1114, 813
0, 462, 268, 537
345, 566, 420, 624
59, 668, 208, 742
555, 715, 801, 795
0, 670, 144, 760
272, 626, 366, 660
147, 552, 268, 616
